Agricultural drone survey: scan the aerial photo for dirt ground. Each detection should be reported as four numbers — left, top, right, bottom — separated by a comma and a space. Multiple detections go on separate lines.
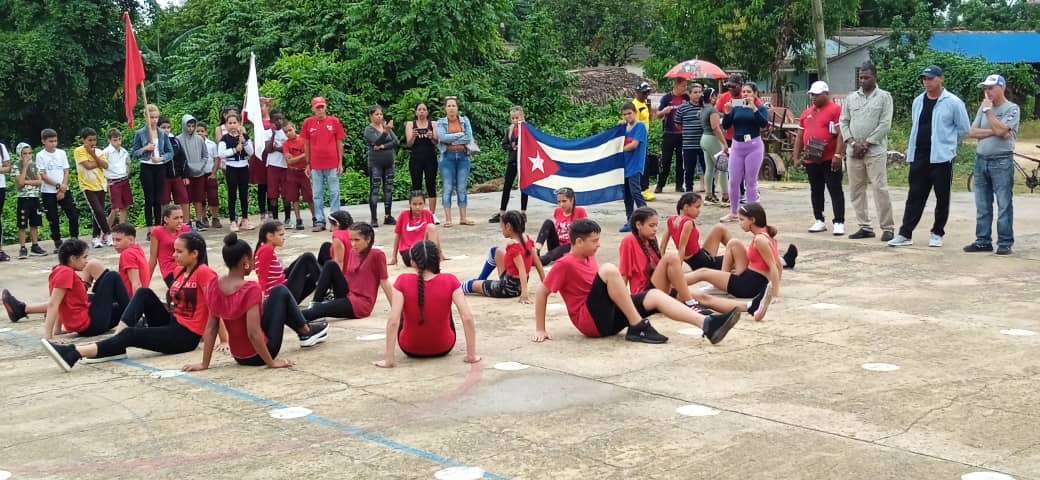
1, 182, 1038, 480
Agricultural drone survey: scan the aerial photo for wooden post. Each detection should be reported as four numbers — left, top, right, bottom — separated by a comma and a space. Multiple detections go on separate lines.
811, 0, 828, 82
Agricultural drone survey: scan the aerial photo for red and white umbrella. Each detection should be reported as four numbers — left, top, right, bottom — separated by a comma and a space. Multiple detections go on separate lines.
665, 59, 728, 80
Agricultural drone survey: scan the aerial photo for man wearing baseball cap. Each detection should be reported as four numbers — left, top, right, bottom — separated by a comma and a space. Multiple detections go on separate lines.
632, 82, 657, 201
301, 96, 346, 231
964, 74, 1020, 255
794, 80, 846, 235
888, 65, 970, 248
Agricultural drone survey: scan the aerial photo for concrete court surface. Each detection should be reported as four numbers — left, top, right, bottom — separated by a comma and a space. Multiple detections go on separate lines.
1, 181, 1039, 480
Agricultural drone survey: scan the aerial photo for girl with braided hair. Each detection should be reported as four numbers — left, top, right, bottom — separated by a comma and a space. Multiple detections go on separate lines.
375, 240, 480, 367
462, 211, 545, 303
302, 222, 391, 320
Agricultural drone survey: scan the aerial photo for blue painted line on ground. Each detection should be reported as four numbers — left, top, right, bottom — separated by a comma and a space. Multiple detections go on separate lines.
2, 330, 509, 480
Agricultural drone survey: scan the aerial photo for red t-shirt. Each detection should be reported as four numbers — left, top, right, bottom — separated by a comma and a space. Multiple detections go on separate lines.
118, 243, 151, 295
301, 115, 346, 170
151, 224, 192, 278
283, 136, 306, 168
253, 243, 286, 295
395, 272, 460, 356
168, 264, 217, 335
748, 234, 781, 274
618, 235, 660, 294
503, 236, 535, 276
205, 279, 264, 360
667, 215, 701, 258
541, 253, 600, 337
394, 209, 435, 252
343, 247, 388, 318
331, 229, 351, 265
798, 101, 843, 162
49, 265, 90, 333
553, 206, 588, 245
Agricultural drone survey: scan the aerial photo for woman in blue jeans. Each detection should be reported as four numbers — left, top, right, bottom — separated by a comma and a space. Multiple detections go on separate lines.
436, 96, 475, 226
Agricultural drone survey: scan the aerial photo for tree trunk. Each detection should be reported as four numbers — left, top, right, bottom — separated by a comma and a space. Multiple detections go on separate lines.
770, 0, 794, 107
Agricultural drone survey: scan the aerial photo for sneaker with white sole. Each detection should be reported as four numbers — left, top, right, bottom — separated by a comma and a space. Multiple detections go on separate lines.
808, 220, 827, 233
299, 321, 329, 347
41, 339, 81, 372
833, 222, 845, 236
887, 234, 913, 247
92, 237, 104, 248
82, 353, 128, 364
928, 233, 943, 247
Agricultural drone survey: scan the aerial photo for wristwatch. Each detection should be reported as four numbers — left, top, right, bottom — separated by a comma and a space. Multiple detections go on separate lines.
982, 107, 992, 113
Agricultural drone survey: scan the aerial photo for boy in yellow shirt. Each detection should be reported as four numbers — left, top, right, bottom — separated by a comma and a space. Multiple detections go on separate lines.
74, 128, 111, 248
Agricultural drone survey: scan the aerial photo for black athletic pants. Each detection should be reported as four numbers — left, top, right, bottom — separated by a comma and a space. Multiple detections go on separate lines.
657, 133, 684, 191
95, 288, 201, 358
226, 166, 250, 221
500, 156, 529, 212
236, 285, 308, 366
303, 262, 357, 320
41, 192, 79, 246
140, 163, 166, 226
536, 219, 571, 265
80, 271, 130, 337
284, 252, 322, 303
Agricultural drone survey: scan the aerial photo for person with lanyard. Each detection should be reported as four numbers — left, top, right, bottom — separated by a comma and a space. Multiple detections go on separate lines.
405, 103, 440, 218
719, 82, 770, 223
655, 78, 690, 193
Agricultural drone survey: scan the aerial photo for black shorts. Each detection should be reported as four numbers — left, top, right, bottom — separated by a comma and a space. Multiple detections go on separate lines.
482, 273, 521, 298
685, 249, 723, 271
585, 274, 656, 337
17, 197, 43, 229
727, 269, 769, 298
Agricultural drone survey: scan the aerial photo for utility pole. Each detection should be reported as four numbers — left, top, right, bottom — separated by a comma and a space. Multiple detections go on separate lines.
811, 0, 828, 82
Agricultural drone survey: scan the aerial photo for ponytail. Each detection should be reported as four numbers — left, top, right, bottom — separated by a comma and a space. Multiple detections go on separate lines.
629, 207, 661, 276
502, 210, 529, 257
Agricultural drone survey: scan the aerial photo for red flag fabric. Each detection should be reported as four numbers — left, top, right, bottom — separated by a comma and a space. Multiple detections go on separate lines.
517, 123, 560, 188
123, 11, 146, 128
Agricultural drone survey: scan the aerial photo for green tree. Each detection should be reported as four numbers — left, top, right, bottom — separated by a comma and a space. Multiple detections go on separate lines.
507, 8, 576, 119
548, 0, 655, 66
945, 0, 1040, 30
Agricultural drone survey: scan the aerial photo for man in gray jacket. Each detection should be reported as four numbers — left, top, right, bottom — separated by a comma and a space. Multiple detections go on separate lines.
177, 114, 211, 231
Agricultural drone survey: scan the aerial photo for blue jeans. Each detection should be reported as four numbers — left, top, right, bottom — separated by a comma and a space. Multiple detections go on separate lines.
623, 174, 647, 220
311, 168, 340, 225
440, 150, 471, 208
973, 153, 1014, 248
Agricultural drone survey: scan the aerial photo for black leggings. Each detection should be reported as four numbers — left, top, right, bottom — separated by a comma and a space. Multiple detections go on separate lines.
80, 271, 131, 337
658, 133, 684, 191
284, 252, 322, 303
500, 156, 529, 212
256, 184, 268, 215
226, 165, 250, 221
302, 262, 357, 320
236, 285, 308, 366
409, 152, 437, 199
95, 288, 201, 358
140, 163, 166, 226
41, 192, 79, 245
536, 219, 571, 265
369, 161, 394, 220
82, 190, 111, 237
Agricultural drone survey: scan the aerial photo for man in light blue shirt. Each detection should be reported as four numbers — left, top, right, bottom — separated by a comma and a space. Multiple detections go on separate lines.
888, 65, 970, 248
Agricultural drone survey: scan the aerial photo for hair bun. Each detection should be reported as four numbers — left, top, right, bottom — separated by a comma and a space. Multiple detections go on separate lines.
223, 232, 239, 246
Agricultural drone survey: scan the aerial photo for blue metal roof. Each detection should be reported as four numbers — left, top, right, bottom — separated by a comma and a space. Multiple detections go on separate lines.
929, 32, 1040, 63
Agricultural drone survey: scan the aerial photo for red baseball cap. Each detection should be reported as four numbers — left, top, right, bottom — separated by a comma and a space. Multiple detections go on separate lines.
311, 96, 327, 108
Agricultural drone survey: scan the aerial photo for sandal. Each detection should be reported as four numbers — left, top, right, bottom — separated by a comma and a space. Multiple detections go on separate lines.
459, 218, 476, 226
443, 221, 453, 228
719, 213, 739, 223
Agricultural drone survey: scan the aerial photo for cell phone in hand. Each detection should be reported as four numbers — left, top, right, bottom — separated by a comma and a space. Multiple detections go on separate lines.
731, 99, 744, 110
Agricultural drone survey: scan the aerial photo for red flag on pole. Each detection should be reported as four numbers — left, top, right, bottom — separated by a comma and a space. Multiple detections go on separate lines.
123, 11, 146, 128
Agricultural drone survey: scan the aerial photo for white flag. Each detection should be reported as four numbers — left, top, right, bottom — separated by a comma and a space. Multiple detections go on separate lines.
242, 53, 269, 160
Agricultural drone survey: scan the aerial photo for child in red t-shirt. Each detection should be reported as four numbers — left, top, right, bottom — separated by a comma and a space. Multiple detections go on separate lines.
660, 193, 732, 272
3, 239, 129, 338
111, 223, 150, 296
303, 222, 391, 320
463, 210, 545, 302
533, 218, 741, 345
374, 240, 480, 367
534, 187, 588, 266
389, 191, 445, 266
281, 121, 317, 231
254, 220, 322, 303
183, 233, 329, 371
149, 205, 192, 287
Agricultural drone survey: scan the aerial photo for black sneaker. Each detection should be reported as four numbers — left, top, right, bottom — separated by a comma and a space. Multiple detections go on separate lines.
284, 215, 291, 224
195, 220, 208, 232
0, 251, 9, 262
82, 353, 128, 364
295, 219, 305, 230
880, 231, 895, 242
782, 244, 798, 270
53, 239, 63, 255
685, 301, 715, 316
848, 228, 875, 239
996, 246, 1012, 256
963, 243, 993, 253
211, 217, 222, 229
488, 213, 501, 223
41, 339, 81, 372
18, 246, 28, 260
747, 289, 766, 317
384, 215, 396, 226
29, 244, 48, 256
625, 319, 669, 344
299, 320, 329, 347
702, 308, 741, 345
3, 289, 27, 322
370, 218, 380, 228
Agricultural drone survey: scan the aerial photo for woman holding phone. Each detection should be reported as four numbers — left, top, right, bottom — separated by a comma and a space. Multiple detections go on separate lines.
719, 83, 769, 222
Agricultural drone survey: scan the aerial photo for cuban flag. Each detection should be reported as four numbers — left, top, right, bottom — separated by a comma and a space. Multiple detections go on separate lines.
518, 123, 641, 205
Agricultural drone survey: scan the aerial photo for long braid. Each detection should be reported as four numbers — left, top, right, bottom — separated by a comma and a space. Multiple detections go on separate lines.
629, 207, 660, 277
409, 240, 442, 326
416, 263, 426, 325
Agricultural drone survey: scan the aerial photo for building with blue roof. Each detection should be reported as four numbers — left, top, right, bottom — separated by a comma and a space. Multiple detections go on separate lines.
929, 31, 1040, 64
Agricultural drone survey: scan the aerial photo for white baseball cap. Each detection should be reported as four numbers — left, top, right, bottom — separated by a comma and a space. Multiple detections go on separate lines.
978, 74, 1006, 88
807, 81, 830, 95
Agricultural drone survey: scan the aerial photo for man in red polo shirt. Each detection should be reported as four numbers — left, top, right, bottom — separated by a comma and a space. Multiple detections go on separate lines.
794, 81, 845, 235
302, 96, 346, 232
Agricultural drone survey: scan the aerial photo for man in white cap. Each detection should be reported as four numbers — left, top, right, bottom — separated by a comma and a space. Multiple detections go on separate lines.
888, 65, 970, 248
840, 62, 895, 242
794, 80, 845, 235
964, 74, 1020, 255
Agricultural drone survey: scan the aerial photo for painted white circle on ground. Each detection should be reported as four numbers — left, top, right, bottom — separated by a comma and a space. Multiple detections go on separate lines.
0, 327, 11, 333
434, 466, 486, 480
0, 469, 11, 480
810, 303, 841, 310
269, 406, 313, 419
962, 472, 1016, 480
677, 327, 703, 336
289, 234, 310, 239
545, 303, 566, 314
862, 363, 900, 372
494, 361, 530, 371
676, 404, 720, 417
149, 370, 185, 379
1000, 329, 1037, 337
356, 333, 386, 341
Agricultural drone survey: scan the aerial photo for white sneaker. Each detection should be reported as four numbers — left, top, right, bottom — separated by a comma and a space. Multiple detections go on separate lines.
432, 214, 441, 225
92, 238, 103, 249
887, 234, 913, 247
103, 234, 113, 247
833, 223, 845, 236
928, 234, 943, 247
808, 220, 827, 233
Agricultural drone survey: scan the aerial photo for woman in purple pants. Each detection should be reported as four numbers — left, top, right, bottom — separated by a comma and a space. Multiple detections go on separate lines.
719, 83, 769, 222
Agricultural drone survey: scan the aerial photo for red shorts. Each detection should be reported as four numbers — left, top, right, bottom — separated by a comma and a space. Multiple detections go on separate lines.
188, 176, 218, 205
284, 168, 312, 204
163, 177, 190, 205
267, 165, 287, 200
249, 157, 266, 184
108, 178, 133, 210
